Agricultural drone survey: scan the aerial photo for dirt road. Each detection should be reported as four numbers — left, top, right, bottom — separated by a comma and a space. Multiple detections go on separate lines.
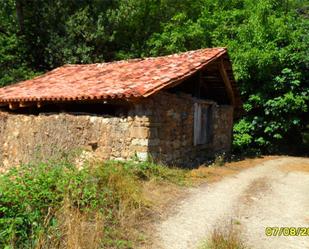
155, 157, 309, 249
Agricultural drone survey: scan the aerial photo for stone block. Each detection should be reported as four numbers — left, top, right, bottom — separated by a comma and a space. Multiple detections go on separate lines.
131, 144, 149, 152
130, 126, 150, 139
132, 138, 149, 146
136, 152, 148, 161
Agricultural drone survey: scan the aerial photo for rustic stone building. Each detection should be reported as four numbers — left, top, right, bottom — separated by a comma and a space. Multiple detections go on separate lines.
0, 48, 241, 167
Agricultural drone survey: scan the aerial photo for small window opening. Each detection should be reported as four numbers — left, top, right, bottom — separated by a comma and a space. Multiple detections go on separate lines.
194, 103, 213, 145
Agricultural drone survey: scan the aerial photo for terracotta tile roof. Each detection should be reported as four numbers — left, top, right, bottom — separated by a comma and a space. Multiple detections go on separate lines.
0, 47, 231, 104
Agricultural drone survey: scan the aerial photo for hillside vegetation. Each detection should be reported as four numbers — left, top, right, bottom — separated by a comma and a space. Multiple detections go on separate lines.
0, 0, 308, 153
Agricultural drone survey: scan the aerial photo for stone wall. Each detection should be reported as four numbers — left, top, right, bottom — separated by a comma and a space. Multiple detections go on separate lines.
212, 105, 234, 153
0, 112, 148, 169
132, 92, 234, 166
0, 92, 234, 168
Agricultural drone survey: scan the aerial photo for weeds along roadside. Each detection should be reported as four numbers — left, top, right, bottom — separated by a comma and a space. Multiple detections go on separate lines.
0, 159, 189, 249
199, 222, 248, 249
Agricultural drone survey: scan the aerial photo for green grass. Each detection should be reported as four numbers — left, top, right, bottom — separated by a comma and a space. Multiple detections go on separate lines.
0, 159, 188, 249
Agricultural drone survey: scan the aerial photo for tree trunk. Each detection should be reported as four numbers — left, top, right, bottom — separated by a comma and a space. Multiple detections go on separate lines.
15, 0, 24, 34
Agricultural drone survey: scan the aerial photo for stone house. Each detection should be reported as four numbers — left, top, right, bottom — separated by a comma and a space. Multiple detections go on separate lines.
0, 48, 241, 167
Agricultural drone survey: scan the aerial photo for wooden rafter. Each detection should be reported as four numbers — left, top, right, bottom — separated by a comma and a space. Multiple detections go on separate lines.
218, 59, 235, 106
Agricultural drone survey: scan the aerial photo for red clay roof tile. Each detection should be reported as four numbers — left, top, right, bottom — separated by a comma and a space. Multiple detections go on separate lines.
0, 47, 229, 104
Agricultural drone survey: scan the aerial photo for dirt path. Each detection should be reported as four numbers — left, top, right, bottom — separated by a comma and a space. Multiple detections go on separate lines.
154, 157, 309, 249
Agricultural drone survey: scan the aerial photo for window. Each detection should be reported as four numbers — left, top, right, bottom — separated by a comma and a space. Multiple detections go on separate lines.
194, 103, 213, 145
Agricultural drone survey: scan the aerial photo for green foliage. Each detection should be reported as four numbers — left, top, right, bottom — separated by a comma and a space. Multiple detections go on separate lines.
0, 0, 308, 153
0, 159, 187, 248
234, 67, 308, 153
147, 12, 206, 55
115, 159, 189, 184
0, 160, 137, 248
0, 1, 38, 86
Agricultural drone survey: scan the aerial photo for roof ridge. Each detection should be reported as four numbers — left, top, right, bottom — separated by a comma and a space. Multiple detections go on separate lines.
62, 47, 227, 68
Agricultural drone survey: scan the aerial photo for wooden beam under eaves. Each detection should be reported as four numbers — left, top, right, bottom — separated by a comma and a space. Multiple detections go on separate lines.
218, 59, 235, 106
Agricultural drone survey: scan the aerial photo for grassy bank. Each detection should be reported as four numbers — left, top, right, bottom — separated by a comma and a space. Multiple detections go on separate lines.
0, 159, 189, 249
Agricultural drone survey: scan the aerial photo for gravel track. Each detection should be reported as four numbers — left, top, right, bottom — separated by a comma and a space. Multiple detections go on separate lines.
155, 157, 309, 249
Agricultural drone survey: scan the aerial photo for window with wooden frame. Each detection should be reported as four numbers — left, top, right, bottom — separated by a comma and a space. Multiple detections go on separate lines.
194, 103, 213, 145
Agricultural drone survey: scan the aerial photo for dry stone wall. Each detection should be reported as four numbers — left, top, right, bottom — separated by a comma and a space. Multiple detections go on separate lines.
130, 92, 234, 166
0, 112, 150, 169
0, 92, 234, 168
212, 105, 234, 153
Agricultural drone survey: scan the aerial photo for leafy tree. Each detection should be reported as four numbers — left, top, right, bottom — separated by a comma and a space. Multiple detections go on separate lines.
0, 0, 37, 86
